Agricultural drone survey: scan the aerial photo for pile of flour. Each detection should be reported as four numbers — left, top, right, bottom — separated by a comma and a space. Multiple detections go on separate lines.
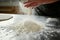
0, 18, 55, 40
10, 19, 44, 34
7, 18, 45, 40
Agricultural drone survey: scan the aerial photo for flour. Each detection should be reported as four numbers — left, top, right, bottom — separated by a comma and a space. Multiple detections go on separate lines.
1, 18, 58, 40
10, 18, 44, 34
0, 18, 45, 40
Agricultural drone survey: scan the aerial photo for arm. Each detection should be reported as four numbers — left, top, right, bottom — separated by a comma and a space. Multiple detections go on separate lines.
24, 0, 58, 8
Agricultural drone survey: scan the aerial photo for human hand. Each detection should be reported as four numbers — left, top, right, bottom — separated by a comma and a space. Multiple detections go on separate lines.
24, 0, 42, 8
24, 0, 57, 8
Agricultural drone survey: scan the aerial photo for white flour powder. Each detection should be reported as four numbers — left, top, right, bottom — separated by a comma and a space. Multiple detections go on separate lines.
10, 19, 44, 34
0, 18, 44, 40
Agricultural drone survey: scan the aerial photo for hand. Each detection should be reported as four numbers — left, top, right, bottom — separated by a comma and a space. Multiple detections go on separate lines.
24, 0, 57, 8
24, 0, 43, 8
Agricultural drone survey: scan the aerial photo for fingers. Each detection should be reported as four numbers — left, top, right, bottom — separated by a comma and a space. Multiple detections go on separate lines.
24, 1, 39, 8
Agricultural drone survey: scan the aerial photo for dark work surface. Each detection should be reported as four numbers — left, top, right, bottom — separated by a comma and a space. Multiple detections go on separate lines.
40, 31, 60, 40
34, 16, 60, 40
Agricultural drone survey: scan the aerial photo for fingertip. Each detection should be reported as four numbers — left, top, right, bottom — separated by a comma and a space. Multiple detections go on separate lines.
24, 5, 28, 8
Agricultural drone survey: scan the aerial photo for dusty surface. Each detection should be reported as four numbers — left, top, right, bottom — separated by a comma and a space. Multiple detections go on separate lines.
0, 14, 49, 40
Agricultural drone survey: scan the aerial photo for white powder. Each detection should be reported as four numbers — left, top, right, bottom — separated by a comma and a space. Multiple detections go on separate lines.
7, 19, 44, 40
10, 19, 44, 34
0, 18, 44, 40
0, 18, 56, 40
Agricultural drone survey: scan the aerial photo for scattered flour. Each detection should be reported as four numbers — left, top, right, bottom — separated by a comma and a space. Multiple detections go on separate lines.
0, 18, 44, 40
10, 19, 44, 34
